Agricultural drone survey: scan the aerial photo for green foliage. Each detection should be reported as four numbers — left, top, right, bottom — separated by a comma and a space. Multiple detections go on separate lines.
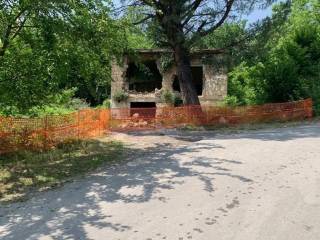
197, 22, 248, 68
0, 36, 59, 110
227, 63, 266, 105
226, 0, 320, 114
25, 106, 75, 118
113, 90, 129, 102
198, 1, 292, 68
199, 22, 247, 49
160, 90, 182, 106
0, 0, 128, 113
0, 88, 89, 117
120, 6, 155, 49
161, 90, 176, 105
128, 62, 154, 83
102, 99, 111, 109
159, 53, 174, 72
223, 96, 240, 107
96, 98, 111, 109
1, 0, 319, 115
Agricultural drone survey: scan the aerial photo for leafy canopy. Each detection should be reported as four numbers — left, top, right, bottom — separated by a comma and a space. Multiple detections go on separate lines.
226, 0, 320, 113
0, 0, 128, 115
118, 0, 275, 48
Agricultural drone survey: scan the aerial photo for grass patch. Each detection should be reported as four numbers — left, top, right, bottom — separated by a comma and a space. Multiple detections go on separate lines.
0, 139, 124, 203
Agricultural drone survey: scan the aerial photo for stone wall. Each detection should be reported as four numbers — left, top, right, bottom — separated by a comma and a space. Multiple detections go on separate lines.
111, 54, 228, 109
161, 66, 177, 91
201, 64, 228, 105
111, 59, 129, 108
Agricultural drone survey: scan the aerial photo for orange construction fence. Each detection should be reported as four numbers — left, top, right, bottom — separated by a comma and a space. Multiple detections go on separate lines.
0, 109, 109, 154
0, 99, 313, 154
110, 99, 313, 131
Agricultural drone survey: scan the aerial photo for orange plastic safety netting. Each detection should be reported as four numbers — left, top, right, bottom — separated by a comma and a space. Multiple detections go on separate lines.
0, 99, 313, 154
110, 99, 313, 131
0, 109, 110, 154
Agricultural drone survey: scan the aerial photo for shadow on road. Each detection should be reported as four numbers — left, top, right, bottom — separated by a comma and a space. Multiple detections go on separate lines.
1, 122, 319, 240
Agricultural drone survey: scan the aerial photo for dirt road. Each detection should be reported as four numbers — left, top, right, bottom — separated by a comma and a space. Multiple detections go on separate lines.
1, 123, 320, 240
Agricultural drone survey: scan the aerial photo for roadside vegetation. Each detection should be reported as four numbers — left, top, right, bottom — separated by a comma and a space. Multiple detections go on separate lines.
1, 0, 319, 118
0, 140, 124, 203
0, 0, 319, 202
225, 0, 320, 114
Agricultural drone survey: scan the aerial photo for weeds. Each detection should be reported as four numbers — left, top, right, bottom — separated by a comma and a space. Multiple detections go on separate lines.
0, 139, 124, 203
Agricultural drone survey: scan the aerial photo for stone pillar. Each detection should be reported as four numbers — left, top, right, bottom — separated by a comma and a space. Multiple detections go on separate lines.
111, 57, 129, 109
155, 59, 177, 92
161, 66, 177, 92
202, 63, 228, 103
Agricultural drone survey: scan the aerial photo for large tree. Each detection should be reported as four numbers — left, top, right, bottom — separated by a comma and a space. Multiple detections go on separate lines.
0, 0, 127, 113
0, 0, 67, 57
118, 0, 275, 105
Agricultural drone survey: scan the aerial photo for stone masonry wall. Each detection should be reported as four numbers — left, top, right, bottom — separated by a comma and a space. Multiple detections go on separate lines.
111, 55, 228, 109
111, 59, 130, 108
202, 64, 227, 103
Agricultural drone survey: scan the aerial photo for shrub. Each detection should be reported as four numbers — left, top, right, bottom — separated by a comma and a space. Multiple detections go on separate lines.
161, 90, 175, 105
113, 91, 129, 102
102, 99, 111, 109
226, 1, 320, 114
223, 96, 239, 107
0, 88, 89, 117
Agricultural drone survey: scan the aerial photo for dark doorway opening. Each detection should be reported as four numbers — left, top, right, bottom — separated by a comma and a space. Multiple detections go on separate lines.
126, 61, 162, 92
173, 75, 180, 92
131, 102, 156, 108
130, 102, 156, 118
172, 67, 203, 96
191, 66, 203, 96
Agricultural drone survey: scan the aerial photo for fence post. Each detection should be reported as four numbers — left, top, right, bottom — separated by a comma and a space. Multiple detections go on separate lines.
107, 109, 110, 132
44, 116, 48, 150
77, 111, 80, 140
99, 109, 101, 136
304, 98, 313, 118
186, 106, 189, 125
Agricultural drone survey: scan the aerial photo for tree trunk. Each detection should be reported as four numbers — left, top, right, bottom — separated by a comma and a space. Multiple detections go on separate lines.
174, 45, 201, 106
157, 6, 200, 106
0, 25, 12, 58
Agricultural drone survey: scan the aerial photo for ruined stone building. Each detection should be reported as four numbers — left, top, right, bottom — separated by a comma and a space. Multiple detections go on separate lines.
111, 49, 228, 111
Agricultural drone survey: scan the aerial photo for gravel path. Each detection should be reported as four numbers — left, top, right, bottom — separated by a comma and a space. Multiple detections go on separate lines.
1, 123, 320, 240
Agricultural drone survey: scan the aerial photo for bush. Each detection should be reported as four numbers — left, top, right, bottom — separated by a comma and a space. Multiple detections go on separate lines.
113, 91, 129, 102
227, 1, 320, 114
96, 99, 111, 109
223, 96, 240, 107
161, 90, 175, 105
227, 63, 266, 106
0, 88, 89, 117
102, 99, 111, 109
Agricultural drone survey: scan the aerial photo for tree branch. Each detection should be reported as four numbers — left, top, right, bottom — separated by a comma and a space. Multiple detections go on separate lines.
133, 14, 154, 25
198, 0, 235, 37
182, 0, 204, 26
0, 6, 30, 57
11, 16, 29, 41
202, 24, 263, 55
